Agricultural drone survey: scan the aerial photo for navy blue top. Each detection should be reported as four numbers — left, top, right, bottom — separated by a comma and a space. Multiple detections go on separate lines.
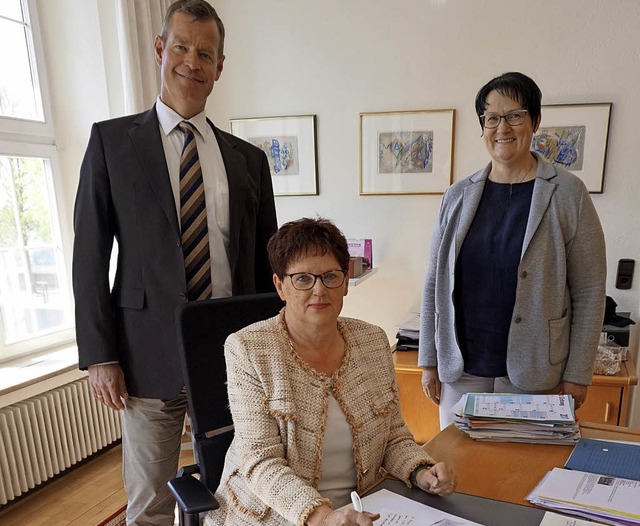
454, 179, 534, 377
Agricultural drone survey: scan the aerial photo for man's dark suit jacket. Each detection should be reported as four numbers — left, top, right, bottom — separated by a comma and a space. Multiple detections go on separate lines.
72, 106, 277, 399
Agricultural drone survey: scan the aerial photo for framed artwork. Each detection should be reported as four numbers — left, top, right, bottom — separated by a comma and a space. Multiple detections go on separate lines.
359, 109, 454, 195
532, 103, 612, 193
229, 114, 318, 196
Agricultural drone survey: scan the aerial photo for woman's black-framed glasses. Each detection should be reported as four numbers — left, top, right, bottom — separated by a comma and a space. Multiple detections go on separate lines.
284, 270, 348, 290
480, 109, 528, 129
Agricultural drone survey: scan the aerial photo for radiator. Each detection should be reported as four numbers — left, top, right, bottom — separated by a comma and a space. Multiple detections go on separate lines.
0, 377, 122, 506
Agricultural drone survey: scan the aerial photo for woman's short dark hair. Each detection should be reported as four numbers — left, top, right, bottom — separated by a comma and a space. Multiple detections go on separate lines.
161, 0, 225, 56
267, 218, 350, 278
474, 72, 542, 130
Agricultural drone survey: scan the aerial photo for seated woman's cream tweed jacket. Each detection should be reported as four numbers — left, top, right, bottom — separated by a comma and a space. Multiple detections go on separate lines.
205, 310, 436, 526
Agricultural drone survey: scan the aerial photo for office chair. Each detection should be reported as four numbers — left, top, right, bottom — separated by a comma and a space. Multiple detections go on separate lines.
167, 292, 284, 526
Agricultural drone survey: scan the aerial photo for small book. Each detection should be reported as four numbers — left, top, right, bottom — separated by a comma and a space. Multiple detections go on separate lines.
565, 438, 640, 481
347, 238, 373, 269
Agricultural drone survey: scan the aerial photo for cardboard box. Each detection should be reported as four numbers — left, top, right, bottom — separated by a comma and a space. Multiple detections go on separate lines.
348, 257, 364, 278
347, 238, 373, 269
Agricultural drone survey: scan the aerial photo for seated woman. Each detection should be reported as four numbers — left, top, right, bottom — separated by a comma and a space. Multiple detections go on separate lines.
205, 217, 454, 526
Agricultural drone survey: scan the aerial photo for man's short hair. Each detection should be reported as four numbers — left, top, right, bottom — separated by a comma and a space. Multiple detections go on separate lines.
161, 0, 225, 56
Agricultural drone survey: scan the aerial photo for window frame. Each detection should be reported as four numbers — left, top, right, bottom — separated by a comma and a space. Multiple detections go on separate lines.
0, 0, 74, 363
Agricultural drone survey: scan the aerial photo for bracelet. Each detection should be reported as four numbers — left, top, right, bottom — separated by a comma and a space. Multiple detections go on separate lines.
411, 464, 429, 486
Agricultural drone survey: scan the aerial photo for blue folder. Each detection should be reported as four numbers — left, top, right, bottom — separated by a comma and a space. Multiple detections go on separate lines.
565, 438, 640, 481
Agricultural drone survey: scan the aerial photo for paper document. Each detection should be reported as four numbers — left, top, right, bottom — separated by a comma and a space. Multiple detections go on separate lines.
539, 511, 607, 525
464, 393, 574, 422
350, 488, 482, 525
398, 312, 421, 332
452, 393, 579, 445
527, 467, 640, 525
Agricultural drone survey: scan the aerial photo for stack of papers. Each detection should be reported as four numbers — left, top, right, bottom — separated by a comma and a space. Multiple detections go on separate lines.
527, 467, 640, 525
395, 312, 420, 351
452, 393, 580, 444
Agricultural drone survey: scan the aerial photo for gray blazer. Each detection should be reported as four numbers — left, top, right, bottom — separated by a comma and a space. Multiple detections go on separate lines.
418, 153, 606, 390
73, 106, 277, 399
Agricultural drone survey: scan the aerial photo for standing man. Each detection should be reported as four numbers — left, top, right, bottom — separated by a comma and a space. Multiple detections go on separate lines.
72, 1, 277, 524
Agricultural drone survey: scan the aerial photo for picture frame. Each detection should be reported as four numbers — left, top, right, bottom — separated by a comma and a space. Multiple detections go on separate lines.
359, 109, 454, 195
533, 103, 612, 193
229, 114, 318, 196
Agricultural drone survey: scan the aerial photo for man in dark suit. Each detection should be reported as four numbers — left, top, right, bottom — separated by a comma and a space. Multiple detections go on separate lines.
72, 1, 277, 523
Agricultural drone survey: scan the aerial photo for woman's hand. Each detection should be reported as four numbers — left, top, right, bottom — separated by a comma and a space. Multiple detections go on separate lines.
421, 367, 441, 405
307, 504, 380, 525
561, 382, 588, 409
416, 462, 456, 496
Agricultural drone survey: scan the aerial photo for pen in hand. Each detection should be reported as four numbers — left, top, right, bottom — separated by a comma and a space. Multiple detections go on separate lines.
350, 490, 363, 512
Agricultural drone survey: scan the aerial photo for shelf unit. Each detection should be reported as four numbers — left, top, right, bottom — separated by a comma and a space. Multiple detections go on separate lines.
348, 268, 377, 287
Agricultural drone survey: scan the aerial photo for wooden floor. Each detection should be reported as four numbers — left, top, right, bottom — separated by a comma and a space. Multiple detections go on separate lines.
0, 444, 195, 526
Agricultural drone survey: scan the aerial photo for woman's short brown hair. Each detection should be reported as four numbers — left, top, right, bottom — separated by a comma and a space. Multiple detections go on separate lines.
267, 218, 350, 278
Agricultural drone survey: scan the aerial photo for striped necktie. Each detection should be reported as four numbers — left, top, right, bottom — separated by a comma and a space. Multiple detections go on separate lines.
179, 121, 212, 301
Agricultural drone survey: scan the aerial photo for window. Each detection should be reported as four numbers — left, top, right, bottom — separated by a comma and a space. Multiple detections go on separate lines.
0, 0, 44, 122
0, 0, 74, 361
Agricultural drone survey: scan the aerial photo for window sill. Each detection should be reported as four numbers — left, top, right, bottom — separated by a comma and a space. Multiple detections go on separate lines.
0, 344, 84, 406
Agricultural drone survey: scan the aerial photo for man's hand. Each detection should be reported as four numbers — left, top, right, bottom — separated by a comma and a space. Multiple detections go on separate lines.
88, 363, 128, 410
421, 366, 441, 405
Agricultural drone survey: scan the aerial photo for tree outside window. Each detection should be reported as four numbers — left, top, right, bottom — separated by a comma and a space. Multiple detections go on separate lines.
0, 155, 71, 345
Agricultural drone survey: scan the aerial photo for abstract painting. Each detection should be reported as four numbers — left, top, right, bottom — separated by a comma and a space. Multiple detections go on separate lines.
360, 109, 454, 195
535, 103, 611, 193
378, 131, 433, 174
532, 126, 585, 170
230, 115, 317, 196
249, 136, 300, 176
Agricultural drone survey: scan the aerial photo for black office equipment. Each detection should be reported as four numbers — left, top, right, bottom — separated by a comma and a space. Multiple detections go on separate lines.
167, 292, 284, 526
615, 258, 635, 289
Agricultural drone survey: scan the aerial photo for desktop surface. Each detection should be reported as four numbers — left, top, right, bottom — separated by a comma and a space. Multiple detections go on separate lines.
367, 478, 545, 526
422, 421, 640, 507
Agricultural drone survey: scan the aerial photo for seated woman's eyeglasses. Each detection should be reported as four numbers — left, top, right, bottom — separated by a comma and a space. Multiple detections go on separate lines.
285, 270, 347, 290
480, 109, 528, 129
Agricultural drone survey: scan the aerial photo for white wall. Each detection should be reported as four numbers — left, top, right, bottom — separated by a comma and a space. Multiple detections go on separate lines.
38, 0, 640, 424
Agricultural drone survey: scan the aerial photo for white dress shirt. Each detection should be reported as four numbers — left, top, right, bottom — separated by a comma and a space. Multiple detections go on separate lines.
156, 97, 232, 298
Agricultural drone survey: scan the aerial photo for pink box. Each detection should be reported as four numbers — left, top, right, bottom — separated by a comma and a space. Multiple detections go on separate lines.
347, 239, 373, 269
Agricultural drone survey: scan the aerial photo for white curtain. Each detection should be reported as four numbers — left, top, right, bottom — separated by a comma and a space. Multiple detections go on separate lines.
116, 0, 172, 114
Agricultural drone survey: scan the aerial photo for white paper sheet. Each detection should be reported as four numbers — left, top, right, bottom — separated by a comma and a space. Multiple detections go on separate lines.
357, 489, 482, 526
528, 468, 640, 525
539, 511, 607, 525
467, 393, 574, 422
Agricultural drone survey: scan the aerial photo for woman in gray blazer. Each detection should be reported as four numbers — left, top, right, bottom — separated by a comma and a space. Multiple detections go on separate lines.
418, 72, 606, 429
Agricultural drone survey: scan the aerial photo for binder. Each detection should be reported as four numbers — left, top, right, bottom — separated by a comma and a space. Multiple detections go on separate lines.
565, 438, 640, 482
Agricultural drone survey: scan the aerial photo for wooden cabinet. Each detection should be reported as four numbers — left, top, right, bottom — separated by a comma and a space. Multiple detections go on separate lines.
576, 385, 622, 425
393, 351, 637, 444
393, 351, 440, 444
576, 355, 637, 426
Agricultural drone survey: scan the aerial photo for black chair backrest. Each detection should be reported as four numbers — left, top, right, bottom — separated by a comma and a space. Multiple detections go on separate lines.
175, 292, 284, 491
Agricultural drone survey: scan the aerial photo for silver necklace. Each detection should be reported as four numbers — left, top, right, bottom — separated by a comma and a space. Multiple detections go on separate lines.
508, 165, 534, 198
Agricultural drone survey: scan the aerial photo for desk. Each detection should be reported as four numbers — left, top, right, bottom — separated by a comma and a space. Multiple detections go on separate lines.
394, 350, 638, 443
367, 478, 545, 526
422, 421, 640, 507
